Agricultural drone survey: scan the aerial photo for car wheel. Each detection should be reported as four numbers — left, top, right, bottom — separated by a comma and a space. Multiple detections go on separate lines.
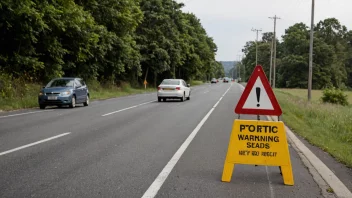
180, 93, 185, 102
158, 97, 162, 102
187, 92, 191, 100
57, 105, 62, 108
84, 95, 89, 106
39, 105, 46, 109
69, 96, 76, 108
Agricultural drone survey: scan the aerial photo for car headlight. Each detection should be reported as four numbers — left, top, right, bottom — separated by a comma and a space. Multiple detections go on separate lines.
60, 91, 71, 96
39, 92, 44, 96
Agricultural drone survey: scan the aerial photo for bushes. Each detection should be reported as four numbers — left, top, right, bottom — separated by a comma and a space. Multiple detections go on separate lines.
321, 87, 349, 106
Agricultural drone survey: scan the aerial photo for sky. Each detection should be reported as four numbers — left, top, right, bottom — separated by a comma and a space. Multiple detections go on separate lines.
178, 0, 352, 61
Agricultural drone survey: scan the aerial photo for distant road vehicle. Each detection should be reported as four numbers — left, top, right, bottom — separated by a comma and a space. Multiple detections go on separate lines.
223, 77, 229, 83
38, 77, 89, 109
211, 78, 217, 84
157, 79, 191, 102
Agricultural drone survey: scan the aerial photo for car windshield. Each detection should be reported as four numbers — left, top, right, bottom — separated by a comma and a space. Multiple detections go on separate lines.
161, 80, 180, 85
46, 79, 74, 88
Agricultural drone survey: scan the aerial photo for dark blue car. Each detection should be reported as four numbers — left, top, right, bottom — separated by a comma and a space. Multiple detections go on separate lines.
38, 77, 89, 109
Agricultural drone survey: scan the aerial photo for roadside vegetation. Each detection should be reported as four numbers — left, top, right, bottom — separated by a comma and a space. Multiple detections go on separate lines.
275, 89, 352, 168
190, 80, 204, 86
279, 89, 352, 104
0, 81, 155, 111
238, 16, 352, 168
239, 18, 352, 91
0, 0, 223, 111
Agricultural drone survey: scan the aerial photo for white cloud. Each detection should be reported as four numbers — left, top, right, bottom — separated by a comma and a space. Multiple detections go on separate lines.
179, 0, 352, 61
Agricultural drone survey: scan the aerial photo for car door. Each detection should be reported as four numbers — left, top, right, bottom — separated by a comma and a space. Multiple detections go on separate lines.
79, 79, 88, 100
74, 79, 84, 103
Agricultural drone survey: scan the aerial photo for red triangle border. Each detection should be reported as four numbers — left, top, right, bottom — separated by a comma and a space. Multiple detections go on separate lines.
235, 65, 282, 116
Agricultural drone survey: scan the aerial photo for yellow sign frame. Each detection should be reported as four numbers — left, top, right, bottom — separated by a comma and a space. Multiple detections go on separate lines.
222, 119, 294, 185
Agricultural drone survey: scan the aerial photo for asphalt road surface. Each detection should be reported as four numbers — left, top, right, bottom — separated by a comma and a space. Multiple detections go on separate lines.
0, 82, 324, 198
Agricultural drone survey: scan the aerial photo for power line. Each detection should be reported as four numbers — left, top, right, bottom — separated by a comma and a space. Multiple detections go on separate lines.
251, 28, 262, 66
269, 15, 281, 89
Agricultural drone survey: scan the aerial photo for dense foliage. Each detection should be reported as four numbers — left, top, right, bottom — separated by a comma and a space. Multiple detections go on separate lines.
0, 0, 222, 88
241, 18, 352, 90
321, 87, 349, 106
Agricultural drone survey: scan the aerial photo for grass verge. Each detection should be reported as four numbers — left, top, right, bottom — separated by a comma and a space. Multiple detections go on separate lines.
275, 89, 352, 168
0, 79, 207, 111
0, 82, 156, 111
190, 80, 204, 86
279, 88, 352, 104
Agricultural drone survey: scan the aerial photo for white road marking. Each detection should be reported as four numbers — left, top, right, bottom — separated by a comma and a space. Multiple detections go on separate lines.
101, 100, 156, 117
0, 110, 54, 119
265, 166, 275, 198
142, 84, 232, 198
0, 133, 71, 156
203, 91, 209, 94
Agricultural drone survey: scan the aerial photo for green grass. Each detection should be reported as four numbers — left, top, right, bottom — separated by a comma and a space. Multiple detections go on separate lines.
275, 89, 352, 168
279, 88, 352, 104
0, 82, 156, 111
0, 79, 207, 111
0, 84, 40, 111
190, 80, 204, 86
89, 85, 155, 101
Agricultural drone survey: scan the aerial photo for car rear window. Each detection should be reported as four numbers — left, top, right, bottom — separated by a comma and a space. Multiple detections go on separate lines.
161, 80, 180, 85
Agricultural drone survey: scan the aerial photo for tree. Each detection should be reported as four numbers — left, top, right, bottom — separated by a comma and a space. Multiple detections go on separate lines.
74, 0, 143, 82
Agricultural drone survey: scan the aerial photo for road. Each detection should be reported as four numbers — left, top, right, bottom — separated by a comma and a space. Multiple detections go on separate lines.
0, 82, 324, 198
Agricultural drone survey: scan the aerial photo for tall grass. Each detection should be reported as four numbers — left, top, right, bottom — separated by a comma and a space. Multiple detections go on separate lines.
279, 88, 352, 104
275, 90, 352, 167
0, 77, 205, 111
190, 80, 204, 86
0, 84, 40, 111
0, 78, 156, 111
88, 81, 155, 100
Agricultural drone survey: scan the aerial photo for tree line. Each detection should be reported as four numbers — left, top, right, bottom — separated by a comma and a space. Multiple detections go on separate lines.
0, 0, 224, 87
241, 18, 352, 89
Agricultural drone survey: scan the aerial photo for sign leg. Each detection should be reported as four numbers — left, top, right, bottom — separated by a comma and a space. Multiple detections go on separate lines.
222, 162, 235, 182
281, 165, 294, 185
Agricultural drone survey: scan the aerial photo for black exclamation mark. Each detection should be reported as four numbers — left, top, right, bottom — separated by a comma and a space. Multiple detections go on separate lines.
256, 87, 261, 107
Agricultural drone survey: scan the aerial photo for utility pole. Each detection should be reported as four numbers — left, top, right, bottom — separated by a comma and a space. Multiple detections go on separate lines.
308, 0, 315, 101
242, 54, 246, 82
237, 55, 241, 81
251, 28, 262, 66
269, 33, 274, 86
232, 63, 234, 79
269, 15, 281, 88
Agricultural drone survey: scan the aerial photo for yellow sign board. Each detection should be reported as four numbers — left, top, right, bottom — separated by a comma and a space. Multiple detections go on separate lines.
222, 120, 294, 185
144, 80, 148, 85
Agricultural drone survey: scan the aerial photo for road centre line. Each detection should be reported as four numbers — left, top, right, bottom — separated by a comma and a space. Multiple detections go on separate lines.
0, 133, 71, 156
142, 84, 232, 198
0, 110, 54, 119
101, 100, 156, 117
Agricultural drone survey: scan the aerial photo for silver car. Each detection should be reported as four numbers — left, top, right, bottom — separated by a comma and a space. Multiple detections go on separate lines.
157, 79, 191, 102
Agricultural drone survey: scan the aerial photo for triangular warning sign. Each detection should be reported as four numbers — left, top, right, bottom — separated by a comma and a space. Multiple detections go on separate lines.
235, 65, 282, 116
